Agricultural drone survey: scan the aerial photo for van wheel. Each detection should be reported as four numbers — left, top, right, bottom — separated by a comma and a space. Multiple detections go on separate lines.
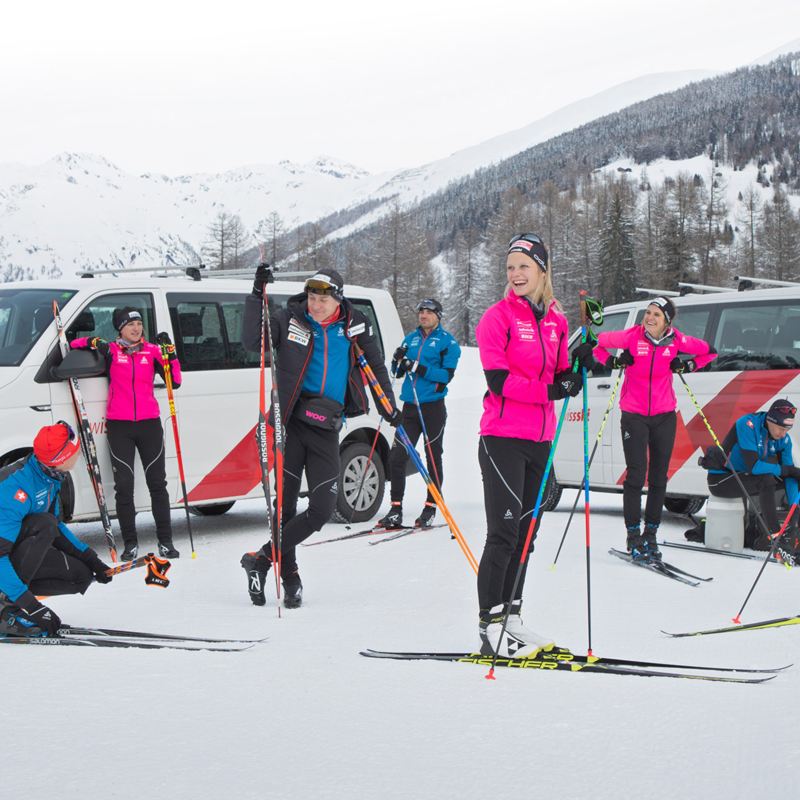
189, 501, 236, 516
540, 472, 562, 512
663, 496, 705, 516
332, 441, 386, 524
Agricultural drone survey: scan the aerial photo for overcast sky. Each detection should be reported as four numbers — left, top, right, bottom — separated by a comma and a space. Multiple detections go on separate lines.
2, 0, 798, 176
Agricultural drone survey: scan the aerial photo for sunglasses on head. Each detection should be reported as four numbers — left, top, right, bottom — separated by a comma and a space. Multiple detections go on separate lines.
305, 280, 337, 297
507, 233, 543, 249
50, 420, 78, 462
416, 300, 440, 313
775, 404, 797, 418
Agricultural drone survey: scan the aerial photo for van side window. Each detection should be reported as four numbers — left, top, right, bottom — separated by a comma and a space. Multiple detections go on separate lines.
350, 299, 383, 357
66, 293, 155, 343
167, 292, 290, 371
710, 302, 800, 371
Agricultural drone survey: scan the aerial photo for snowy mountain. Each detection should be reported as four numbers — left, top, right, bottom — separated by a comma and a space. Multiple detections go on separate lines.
0, 68, 712, 279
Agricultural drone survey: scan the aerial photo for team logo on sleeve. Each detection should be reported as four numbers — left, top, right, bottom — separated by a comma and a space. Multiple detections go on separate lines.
14, 489, 28, 503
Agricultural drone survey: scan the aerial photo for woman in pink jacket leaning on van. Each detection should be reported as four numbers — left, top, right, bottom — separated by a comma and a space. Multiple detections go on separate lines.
475, 233, 582, 659
71, 307, 182, 561
592, 297, 716, 563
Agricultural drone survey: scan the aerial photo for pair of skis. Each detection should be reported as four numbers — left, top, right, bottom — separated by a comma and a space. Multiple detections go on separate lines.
302, 523, 446, 548
0, 624, 266, 651
608, 548, 712, 587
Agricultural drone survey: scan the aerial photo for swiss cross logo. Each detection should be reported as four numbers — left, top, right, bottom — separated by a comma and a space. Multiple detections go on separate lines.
14, 489, 27, 503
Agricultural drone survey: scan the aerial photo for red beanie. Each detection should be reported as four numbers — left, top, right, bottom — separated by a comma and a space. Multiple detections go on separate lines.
33, 422, 81, 467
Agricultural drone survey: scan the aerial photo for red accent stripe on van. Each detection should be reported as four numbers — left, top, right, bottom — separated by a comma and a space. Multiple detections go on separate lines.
185, 423, 274, 503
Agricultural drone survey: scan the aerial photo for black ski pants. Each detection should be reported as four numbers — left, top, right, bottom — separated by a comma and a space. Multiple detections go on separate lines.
477, 435, 550, 611
620, 410, 677, 529
388, 399, 447, 505
707, 471, 782, 538
10, 513, 93, 597
265, 415, 340, 572
107, 418, 172, 546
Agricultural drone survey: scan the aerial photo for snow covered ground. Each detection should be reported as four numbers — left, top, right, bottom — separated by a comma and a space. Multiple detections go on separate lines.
6, 351, 800, 800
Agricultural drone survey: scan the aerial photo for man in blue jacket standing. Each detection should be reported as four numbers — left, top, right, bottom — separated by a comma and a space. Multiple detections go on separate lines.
702, 398, 800, 559
0, 422, 112, 637
378, 299, 461, 529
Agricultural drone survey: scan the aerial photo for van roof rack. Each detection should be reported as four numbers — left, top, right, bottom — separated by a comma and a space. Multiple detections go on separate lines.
677, 282, 733, 295
79, 264, 207, 281
634, 287, 680, 298
202, 268, 314, 280
734, 275, 800, 291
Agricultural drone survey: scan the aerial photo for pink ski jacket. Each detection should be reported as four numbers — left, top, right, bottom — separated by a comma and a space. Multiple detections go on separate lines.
71, 338, 182, 421
476, 294, 571, 442
593, 325, 716, 416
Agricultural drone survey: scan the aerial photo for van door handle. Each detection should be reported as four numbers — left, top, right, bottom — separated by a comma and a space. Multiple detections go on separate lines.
597, 384, 611, 390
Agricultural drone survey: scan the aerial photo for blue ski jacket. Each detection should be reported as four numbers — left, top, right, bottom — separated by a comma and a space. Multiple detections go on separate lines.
0, 455, 88, 602
393, 325, 462, 405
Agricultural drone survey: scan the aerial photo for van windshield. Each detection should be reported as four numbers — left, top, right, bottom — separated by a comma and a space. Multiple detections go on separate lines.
0, 288, 76, 366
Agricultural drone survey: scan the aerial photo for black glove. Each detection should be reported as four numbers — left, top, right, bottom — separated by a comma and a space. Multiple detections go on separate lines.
18, 595, 62, 636
252, 263, 274, 297
781, 464, 800, 481
82, 548, 113, 584
399, 358, 427, 378
392, 345, 409, 363
670, 357, 696, 374
89, 337, 110, 356
547, 370, 583, 400
610, 349, 634, 369
571, 341, 596, 371
387, 408, 402, 428
156, 331, 177, 359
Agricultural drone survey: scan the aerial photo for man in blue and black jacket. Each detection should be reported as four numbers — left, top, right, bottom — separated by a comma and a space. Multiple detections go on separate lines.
0, 422, 112, 637
378, 298, 462, 530
702, 398, 800, 554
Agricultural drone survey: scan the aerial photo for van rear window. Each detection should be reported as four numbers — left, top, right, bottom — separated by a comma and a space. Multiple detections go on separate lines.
0, 289, 76, 366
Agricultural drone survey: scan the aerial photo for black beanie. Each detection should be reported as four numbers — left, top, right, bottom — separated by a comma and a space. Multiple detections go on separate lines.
766, 399, 797, 427
507, 233, 549, 273
113, 307, 143, 332
648, 296, 676, 324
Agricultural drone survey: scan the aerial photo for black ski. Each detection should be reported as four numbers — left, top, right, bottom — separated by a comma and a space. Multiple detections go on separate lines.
367, 523, 448, 546
660, 539, 783, 564
0, 634, 254, 651
58, 625, 267, 644
302, 525, 414, 547
359, 649, 774, 683
663, 614, 800, 638
653, 560, 713, 582
608, 548, 700, 586
361, 647, 788, 674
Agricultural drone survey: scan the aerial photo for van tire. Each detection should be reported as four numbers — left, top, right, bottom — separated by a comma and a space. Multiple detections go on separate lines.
663, 496, 705, 516
332, 441, 386, 524
189, 501, 236, 516
540, 472, 562, 512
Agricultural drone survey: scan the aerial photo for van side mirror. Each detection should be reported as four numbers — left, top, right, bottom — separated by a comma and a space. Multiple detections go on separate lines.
50, 349, 106, 380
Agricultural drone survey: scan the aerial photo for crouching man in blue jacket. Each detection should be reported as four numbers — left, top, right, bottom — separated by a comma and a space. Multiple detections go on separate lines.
378, 299, 462, 530
0, 422, 112, 637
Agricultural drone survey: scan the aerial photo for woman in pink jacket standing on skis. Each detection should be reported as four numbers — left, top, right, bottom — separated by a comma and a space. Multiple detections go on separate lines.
475, 233, 582, 658
71, 307, 182, 562
593, 297, 716, 562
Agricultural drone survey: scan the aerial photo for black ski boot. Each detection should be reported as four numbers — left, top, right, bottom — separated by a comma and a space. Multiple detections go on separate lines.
642, 523, 662, 562
0, 605, 45, 637
283, 571, 303, 609
241, 550, 272, 606
626, 524, 647, 561
378, 504, 404, 530
121, 541, 139, 562
414, 503, 436, 528
158, 540, 180, 559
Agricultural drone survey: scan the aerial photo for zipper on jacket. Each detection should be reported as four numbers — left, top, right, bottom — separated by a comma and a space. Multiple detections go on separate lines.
647, 348, 656, 416
131, 352, 138, 421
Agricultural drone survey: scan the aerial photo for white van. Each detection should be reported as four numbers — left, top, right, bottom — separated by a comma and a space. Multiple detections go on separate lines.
0, 275, 404, 524
552, 286, 800, 515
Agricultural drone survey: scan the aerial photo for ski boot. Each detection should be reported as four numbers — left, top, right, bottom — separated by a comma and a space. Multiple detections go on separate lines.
479, 603, 554, 659
626, 525, 647, 562
505, 600, 556, 653
241, 550, 272, 606
377, 504, 404, 530
774, 530, 800, 567
0, 605, 45, 637
414, 503, 436, 528
642, 523, 663, 562
121, 541, 139, 562
158, 540, 180, 559
282, 570, 303, 609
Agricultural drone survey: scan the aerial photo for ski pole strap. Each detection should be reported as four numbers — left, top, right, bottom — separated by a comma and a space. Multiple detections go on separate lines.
145, 554, 172, 589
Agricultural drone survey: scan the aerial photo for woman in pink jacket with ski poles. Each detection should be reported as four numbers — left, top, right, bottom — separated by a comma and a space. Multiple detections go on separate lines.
593, 297, 716, 562
71, 307, 182, 562
475, 233, 582, 658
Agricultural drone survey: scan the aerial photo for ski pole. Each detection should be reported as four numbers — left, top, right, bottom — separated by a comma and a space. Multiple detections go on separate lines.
52, 301, 118, 563
550, 368, 623, 567
344, 420, 383, 530
159, 342, 196, 559
353, 344, 478, 573
677, 374, 798, 620
579, 291, 593, 657
486, 383, 574, 680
